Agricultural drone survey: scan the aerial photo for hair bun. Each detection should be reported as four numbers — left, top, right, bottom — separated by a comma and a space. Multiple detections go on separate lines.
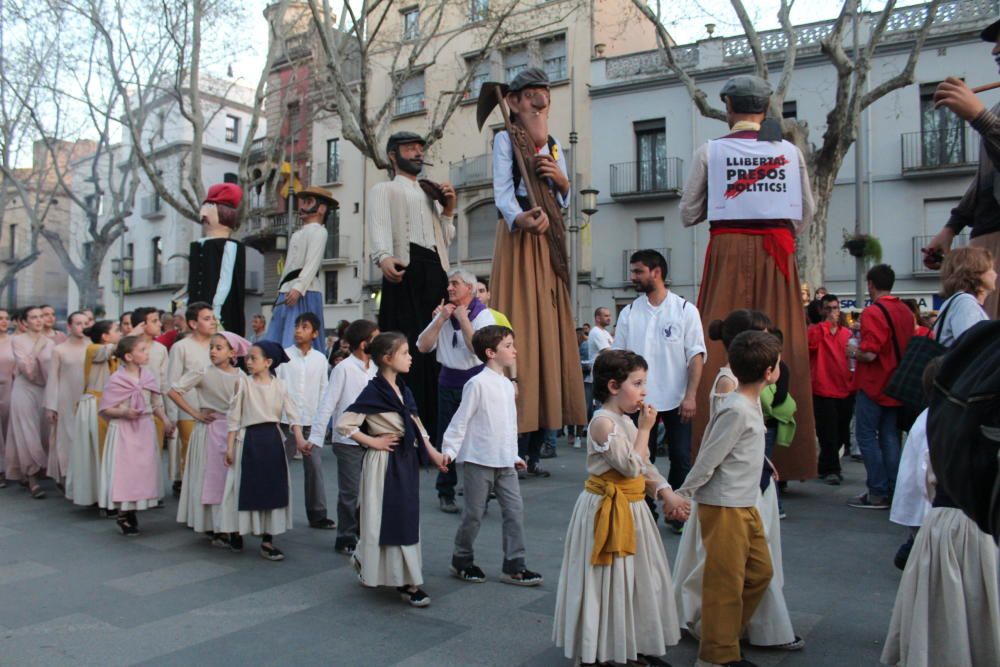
707, 319, 725, 341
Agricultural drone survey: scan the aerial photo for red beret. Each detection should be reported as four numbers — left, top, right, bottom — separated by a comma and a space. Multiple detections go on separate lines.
204, 183, 243, 209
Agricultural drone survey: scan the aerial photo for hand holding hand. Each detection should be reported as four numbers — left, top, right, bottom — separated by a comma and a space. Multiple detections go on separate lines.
679, 396, 697, 423
297, 438, 313, 457
429, 449, 449, 473
661, 489, 691, 521
369, 433, 400, 452
934, 77, 986, 122
637, 402, 658, 432
379, 257, 406, 284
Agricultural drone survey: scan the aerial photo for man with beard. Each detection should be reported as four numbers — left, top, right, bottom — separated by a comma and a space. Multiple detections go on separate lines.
265, 186, 337, 352
488, 67, 585, 476
612, 249, 706, 528
187, 183, 246, 335
924, 18, 1000, 319
367, 131, 457, 441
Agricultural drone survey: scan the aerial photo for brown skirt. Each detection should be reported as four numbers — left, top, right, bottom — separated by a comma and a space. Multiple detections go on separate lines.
693, 233, 817, 481
970, 230, 1000, 320
490, 220, 586, 432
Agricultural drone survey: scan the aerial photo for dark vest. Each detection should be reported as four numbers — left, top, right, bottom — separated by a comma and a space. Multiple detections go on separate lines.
187, 237, 246, 336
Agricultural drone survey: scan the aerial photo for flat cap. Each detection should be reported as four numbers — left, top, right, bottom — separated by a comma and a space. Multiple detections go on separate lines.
297, 185, 339, 209
720, 75, 773, 100
507, 67, 550, 93
386, 131, 426, 157
982, 18, 1000, 43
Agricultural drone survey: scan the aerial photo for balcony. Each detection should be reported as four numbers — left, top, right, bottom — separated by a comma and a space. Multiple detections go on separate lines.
901, 128, 978, 177
314, 161, 340, 185
450, 154, 492, 189
242, 213, 296, 253
248, 137, 271, 164
610, 159, 684, 201
911, 234, 970, 276
140, 194, 164, 219
128, 264, 185, 292
322, 234, 352, 266
394, 93, 425, 117
622, 247, 672, 283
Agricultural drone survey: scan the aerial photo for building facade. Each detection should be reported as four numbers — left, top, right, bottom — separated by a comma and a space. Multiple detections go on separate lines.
588, 0, 997, 317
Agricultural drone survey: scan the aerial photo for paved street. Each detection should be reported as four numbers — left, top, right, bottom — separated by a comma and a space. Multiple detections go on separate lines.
1, 446, 903, 667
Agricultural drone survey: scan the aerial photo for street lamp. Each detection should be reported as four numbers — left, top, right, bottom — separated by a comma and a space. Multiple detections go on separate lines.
580, 188, 599, 216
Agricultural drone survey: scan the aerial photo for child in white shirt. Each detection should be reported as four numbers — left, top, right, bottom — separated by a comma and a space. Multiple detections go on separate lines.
441, 325, 542, 586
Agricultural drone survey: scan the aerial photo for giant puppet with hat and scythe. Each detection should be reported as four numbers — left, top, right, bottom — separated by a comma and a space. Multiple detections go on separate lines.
679, 75, 818, 482
189, 182, 247, 335
477, 67, 586, 471
264, 186, 338, 353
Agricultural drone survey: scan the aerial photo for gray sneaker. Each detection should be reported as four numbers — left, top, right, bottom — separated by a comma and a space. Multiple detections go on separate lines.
847, 492, 889, 509
439, 497, 460, 514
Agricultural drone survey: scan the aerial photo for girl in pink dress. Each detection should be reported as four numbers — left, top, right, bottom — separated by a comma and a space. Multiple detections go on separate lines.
98, 336, 175, 535
0, 308, 14, 488
6, 307, 54, 498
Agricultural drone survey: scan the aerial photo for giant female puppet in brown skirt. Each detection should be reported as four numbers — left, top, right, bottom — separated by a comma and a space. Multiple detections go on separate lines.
479, 68, 585, 467
680, 75, 818, 481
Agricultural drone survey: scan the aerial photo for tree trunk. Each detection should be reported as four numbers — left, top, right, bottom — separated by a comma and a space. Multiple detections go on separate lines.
800, 165, 839, 291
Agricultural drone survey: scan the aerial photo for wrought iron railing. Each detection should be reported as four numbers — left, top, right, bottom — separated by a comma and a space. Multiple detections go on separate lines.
610, 159, 683, 198
911, 234, 970, 275
450, 154, 492, 188
395, 93, 425, 116
901, 127, 977, 172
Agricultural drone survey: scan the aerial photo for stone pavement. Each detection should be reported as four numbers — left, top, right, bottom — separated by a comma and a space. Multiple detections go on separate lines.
1, 447, 904, 667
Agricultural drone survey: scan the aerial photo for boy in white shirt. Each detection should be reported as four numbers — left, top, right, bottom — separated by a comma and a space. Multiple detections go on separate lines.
441, 325, 542, 587
308, 319, 379, 554
277, 312, 331, 528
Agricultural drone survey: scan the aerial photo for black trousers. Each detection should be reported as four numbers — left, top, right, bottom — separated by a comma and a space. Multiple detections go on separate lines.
378, 243, 448, 440
813, 394, 855, 476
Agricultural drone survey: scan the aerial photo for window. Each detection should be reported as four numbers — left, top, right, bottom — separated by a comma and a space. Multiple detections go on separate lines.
542, 36, 567, 82
395, 73, 425, 116
466, 203, 496, 259
634, 119, 667, 192
326, 138, 340, 182
156, 111, 166, 139
470, 0, 489, 22
151, 237, 163, 285
920, 83, 966, 167
8, 224, 16, 259
324, 271, 339, 304
82, 241, 93, 263
504, 47, 529, 81
466, 57, 491, 99
402, 7, 420, 40
324, 208, 341, 259
84, 194, 104, 215
125, 243, 134, 287
782, 101, 798, 119
225, 115, 240, 143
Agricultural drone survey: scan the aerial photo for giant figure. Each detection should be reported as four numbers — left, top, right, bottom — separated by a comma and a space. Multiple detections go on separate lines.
188, 183, 246, 335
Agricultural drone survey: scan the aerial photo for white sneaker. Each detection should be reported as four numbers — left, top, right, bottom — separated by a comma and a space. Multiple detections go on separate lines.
572, 436, 582, 449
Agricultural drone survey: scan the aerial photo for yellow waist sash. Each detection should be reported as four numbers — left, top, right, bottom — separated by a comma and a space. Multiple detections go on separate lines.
85, 389, 110, 458
584, 471, 646, 566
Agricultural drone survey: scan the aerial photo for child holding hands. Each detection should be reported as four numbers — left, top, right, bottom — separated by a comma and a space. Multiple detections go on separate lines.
440, 325, 542, 586
554, 349, 687, 667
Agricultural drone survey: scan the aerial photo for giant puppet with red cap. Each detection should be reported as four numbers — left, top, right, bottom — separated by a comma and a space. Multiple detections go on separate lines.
187, 182, 246, 335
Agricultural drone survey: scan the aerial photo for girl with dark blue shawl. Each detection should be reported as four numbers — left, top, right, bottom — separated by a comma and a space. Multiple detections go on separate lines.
336, 332, 448, 607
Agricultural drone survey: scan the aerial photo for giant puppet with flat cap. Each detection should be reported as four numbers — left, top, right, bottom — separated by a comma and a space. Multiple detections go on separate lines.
263, 186, 337, 353
188, 182, 246, 335
477, 67, 585, 471
366, 131, 457, 439
679, 74, 818, 481
924, 17, 1000, 319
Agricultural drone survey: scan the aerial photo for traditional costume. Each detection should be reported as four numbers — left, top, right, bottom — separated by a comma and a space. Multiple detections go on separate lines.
166, 335, 211, 483
553, 408, 681, 664
68, 344, 116, 507
188, 183, 246, 335
174, 361, 244, 533
98, 368, 164, 512
5, 334, 53, 482
0, 334, 15, 480
219, 368, 297, 538
264, 186, 335, 353
680, 75, 817, 481
484, 68, 585, 436
43, 339, 87, 484
368, 132, 453, 440
336, 374, 432, 589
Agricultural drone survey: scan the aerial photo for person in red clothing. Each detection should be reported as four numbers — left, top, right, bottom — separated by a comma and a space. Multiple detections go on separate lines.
808, 293, 855, 485
155, 308, 187, 351
846, 265, 915, 509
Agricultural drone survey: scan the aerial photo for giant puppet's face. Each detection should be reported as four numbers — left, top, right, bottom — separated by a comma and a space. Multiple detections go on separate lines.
199, 202, 233, 238
507, 86, 550, 149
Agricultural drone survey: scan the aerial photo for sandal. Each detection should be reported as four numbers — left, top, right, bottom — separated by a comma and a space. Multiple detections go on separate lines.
396, 586, 430, 607
259, 543, 285, 561
29, 484, 46, 499
500, 567, 543, 587
449, 564, 487, 583
116, 516, 139, 536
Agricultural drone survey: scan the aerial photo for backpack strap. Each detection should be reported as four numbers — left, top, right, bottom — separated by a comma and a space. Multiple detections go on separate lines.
931, 293, 960, 340
874, 301, 902, 362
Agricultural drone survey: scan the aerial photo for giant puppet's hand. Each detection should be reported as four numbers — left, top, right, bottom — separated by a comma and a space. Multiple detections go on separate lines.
933, 77, 987, 123
535, 154, 569, 197
514, 207, 550, 235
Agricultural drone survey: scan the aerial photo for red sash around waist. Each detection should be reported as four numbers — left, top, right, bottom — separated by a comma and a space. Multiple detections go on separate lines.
706, 221, 796, 282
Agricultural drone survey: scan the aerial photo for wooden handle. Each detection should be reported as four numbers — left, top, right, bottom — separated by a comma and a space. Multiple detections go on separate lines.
972, 81, 1000, 94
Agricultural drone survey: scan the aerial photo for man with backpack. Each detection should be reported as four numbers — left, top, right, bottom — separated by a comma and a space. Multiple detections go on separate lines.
847, 264, 914, 509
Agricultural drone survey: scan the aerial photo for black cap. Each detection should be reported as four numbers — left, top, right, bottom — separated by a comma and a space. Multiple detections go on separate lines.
507, 67, 550, 93
386, 131, 426, 158
982, 18, 1000, 43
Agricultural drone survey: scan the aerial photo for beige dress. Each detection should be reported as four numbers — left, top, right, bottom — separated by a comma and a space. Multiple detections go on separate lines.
6, 334, 53, 480
67, 345, 116, 506
336, 408, 431, 588
219, 375, 297, 537
173, 365, 242, 532
43, 340, 87, 484
0, 335, 14, 477
166, 336, 211, 480
673, 367, 797, 646
553, 409, 681, 664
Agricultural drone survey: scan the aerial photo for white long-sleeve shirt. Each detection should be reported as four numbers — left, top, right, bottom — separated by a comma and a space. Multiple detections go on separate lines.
492, 130, 570, 230
441, 367, 522, 468
307, 354, 376, 447
277, 345, 329, 426
278, 222, 327, 294
367, 176, 455, 269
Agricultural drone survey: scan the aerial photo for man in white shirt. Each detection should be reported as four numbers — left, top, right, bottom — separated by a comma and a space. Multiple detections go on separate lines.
277, 312, 331, 529
308, 318, 379, 554
368, 131, 457, 446
265, 186, 336, 353
417, 268, 495, 513
585, 307, 614, 420
613, 249, 706, 520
